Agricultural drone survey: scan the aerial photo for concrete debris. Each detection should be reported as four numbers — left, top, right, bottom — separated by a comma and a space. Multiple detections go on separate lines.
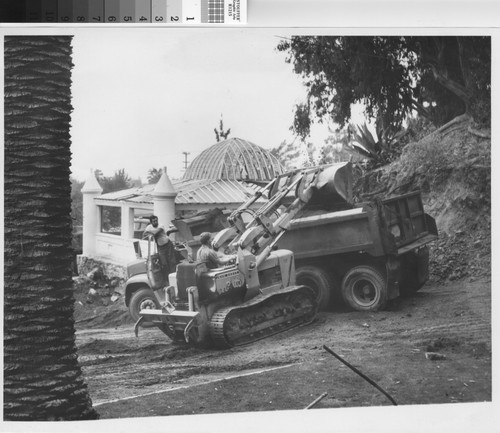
87, 266, 104, 281
425, 352, 447, 361
86, 288, 99, 304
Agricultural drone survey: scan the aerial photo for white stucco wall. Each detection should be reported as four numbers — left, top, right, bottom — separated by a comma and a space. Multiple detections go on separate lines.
94, 234, 149, 265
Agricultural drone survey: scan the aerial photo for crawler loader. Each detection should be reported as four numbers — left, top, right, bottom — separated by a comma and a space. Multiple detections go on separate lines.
134, 164, 350, 348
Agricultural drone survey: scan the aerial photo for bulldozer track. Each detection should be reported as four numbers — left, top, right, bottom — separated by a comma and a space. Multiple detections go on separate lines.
209, 285, 317, 348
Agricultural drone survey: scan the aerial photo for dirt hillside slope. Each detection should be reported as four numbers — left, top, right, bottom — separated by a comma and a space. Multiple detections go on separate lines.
355, 116, 491, 283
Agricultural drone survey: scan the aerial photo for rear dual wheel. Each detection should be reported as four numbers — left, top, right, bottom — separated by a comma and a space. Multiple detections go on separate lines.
341, 265, 387, 311
295, 266, 334, 311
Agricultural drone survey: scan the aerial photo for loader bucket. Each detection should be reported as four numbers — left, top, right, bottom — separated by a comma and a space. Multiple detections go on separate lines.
312, 161, 353, 204
271, 162, 353, 208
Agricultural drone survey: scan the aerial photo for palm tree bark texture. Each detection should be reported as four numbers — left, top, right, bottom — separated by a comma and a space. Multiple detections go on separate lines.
4, 36, 99, 421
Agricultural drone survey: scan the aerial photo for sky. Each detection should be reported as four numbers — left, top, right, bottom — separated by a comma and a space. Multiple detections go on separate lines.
70, 28, 331, 182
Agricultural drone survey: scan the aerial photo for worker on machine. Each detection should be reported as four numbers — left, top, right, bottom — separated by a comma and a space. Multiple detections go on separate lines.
197, 232, 236, 269
144, 215, 177, 283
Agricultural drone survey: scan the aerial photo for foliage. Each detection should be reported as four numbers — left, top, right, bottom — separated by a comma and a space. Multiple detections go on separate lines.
276, 36, 491, 140
272, 131, 356, 171
397, 128, 490, 203
147, 167, 163, 184
348, 123, 380, 159
71, 168, 137, 239
354, 121, 491, 216
317, 130, 356, 164
71, 176, 84, 227
345, 120, 411, 169
95, 168, 132, 230
96, 168, 132, 193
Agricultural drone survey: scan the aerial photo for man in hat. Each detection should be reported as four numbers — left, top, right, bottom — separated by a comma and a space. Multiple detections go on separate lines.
144, 215, 177, 283
197, 232, 236, 269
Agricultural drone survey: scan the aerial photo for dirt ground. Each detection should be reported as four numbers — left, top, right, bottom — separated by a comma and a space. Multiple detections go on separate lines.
74, 273, 492, 429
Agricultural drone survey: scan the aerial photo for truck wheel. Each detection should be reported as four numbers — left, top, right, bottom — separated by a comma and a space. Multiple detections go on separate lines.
129, 286, 160, 323
295, 266, 333, 311
341, 266, 387, 311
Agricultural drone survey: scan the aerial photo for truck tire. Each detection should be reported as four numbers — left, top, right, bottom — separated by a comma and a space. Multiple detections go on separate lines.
295, 266, 333, 311
341, 265, 387, 311
129, 286, 160, 323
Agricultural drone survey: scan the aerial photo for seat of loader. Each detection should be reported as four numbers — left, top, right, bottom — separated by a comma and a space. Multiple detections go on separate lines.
176, 261, 207, 300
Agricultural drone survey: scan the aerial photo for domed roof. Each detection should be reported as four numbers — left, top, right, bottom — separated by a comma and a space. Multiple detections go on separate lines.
183, 137, 284, 182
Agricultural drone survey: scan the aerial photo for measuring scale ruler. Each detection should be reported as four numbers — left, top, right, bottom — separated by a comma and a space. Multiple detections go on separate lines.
5, 0, 246, 24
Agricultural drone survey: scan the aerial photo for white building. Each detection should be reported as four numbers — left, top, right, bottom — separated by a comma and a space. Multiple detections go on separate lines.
79, 138, 284, 269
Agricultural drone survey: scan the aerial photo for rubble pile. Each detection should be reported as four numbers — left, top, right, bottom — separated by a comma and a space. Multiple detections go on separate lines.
429, 229, 491, 282
73, 266, 131, 328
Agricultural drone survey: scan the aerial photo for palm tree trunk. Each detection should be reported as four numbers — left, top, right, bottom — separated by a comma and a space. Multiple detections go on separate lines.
4, 36, 99, 421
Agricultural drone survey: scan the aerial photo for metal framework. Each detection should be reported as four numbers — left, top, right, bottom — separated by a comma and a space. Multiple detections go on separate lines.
183, 137, 284, 182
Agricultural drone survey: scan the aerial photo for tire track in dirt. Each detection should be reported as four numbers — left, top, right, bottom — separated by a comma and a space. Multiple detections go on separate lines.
373, 319, 490, 340
76, 326, 150, 343
76, 326, 298, 404
92, 364, 296, 407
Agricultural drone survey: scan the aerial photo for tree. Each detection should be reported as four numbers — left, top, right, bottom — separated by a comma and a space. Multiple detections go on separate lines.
412, 37, 491, 126
277, 36, 490, 140
97, 168, 132, 194
4, 36, 99, 420
319, 131, 358, 165
70, 176, 85, 227
214, 115, 231, 142
147, 167, 164, 184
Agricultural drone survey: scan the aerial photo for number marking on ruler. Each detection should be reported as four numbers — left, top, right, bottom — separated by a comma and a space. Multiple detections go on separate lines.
18, 0, 247, 24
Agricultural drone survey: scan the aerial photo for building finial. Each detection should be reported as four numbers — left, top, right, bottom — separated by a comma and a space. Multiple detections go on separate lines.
82, 168, 102, 193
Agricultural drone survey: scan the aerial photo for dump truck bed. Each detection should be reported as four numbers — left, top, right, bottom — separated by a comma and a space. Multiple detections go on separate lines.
280, 191, 438, 260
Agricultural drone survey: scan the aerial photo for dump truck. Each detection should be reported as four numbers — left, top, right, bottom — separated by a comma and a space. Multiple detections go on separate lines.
124, 162, 438, 346
210, 161, 438, 312
282, 189, 437, 311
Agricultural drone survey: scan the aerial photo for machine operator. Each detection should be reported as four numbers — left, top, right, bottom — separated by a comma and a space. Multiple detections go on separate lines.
197, 232, 236, 269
